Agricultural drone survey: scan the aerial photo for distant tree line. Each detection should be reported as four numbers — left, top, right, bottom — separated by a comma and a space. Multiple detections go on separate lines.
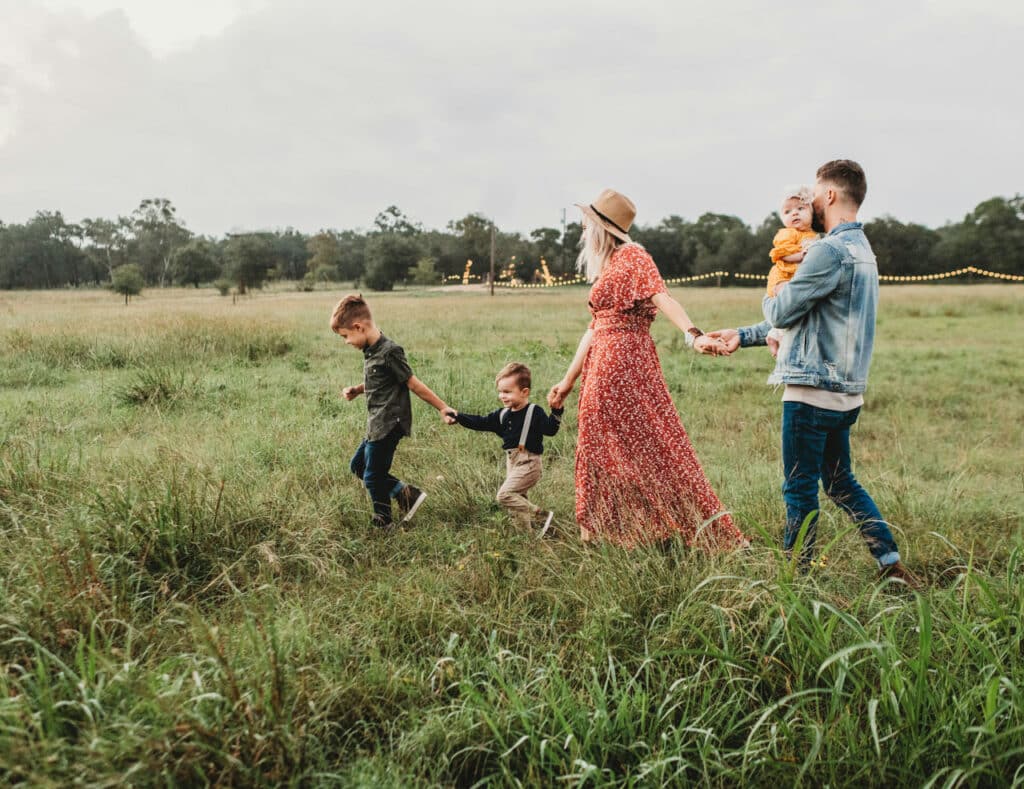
1, 195, 1022, 291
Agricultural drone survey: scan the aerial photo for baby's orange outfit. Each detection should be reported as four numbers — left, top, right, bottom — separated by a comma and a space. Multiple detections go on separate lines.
767, 228, 818, 295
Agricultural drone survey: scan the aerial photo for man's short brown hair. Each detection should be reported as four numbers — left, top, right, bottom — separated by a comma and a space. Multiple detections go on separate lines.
496, 362, 531, 390
330, 293, 373, 331
816, 159, 867, 207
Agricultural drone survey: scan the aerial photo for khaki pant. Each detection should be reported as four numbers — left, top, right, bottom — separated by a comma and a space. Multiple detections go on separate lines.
496, 449, 542, 527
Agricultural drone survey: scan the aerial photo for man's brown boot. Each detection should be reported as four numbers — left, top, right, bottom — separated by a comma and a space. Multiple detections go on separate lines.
878, 561, 923, 591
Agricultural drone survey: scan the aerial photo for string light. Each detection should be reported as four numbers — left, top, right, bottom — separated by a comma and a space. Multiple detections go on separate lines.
446, 264, 1023, 288
879, 266, 1024, 283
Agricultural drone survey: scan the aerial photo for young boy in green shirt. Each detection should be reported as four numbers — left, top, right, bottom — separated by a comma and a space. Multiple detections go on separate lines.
331, 294, 454, 530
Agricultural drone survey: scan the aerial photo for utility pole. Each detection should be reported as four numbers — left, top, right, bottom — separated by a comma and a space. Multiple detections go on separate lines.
561, 207, 567, 273
489, 223, 496, 297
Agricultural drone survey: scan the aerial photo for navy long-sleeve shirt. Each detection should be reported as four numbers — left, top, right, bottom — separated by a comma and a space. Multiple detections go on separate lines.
455, 404, 563, 455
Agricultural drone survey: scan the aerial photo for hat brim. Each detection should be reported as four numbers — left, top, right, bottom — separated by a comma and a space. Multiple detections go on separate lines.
575, 203, 632, 244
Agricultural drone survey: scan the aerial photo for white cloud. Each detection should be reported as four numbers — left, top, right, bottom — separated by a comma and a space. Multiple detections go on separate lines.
33, 0, 266, 54
0, 0, 1021, 234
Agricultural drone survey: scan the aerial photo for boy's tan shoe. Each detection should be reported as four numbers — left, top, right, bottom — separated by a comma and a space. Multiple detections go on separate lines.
536, 510, 555, 538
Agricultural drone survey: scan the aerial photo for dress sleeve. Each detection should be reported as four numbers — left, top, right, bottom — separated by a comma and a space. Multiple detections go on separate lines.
624, 244, 667, 303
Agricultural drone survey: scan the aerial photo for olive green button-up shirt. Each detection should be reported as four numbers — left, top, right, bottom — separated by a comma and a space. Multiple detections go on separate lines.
362, 335, 413, 441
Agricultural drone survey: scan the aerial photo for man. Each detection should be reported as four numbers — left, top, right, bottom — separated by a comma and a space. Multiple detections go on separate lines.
708, 160, 918, 586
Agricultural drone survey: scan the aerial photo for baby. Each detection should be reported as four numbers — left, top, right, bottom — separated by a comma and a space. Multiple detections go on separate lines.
766, 186, 819, 351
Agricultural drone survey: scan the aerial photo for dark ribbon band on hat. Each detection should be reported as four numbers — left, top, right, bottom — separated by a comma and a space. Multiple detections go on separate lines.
590, 204, 628, 235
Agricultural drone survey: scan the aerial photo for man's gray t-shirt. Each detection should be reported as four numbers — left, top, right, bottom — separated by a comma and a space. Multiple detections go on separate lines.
362, 335, 413, 441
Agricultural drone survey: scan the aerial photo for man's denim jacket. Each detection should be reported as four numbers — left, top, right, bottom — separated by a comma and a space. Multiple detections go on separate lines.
738, 222, 878, 394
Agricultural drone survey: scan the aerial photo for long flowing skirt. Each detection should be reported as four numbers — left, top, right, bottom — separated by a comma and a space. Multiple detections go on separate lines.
575, 327, 747, 550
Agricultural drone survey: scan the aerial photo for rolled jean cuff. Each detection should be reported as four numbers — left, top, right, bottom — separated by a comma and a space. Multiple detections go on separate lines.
876, 551, 901, 568
389, 481, 406, 498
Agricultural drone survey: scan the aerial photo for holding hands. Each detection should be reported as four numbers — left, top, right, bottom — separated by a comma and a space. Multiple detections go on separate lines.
693, 334, 730, 356
548, 379, 573, 410
705, 327, 780, 358
704, 329, 740, 354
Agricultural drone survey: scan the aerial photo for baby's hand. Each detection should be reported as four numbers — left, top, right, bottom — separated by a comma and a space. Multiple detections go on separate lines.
766, 336, 780, 359
441, 407, 458, 425
342, 386, 360, 401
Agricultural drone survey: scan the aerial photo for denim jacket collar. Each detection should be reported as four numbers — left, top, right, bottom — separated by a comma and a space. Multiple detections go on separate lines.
828, 221, 862, 235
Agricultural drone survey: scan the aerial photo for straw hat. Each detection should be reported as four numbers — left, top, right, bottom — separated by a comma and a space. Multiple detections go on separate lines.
576, 188, 635, 243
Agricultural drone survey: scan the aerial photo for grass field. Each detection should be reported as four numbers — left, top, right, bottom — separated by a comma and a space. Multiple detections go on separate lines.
1, 283, 1022, 786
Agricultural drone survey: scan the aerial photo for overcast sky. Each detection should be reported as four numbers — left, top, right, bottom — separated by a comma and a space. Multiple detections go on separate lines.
1, 0, 1021, 236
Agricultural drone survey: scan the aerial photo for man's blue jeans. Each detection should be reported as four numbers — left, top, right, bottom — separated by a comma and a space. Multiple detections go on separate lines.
350, 427, 407, 525
782, 402, 900, 567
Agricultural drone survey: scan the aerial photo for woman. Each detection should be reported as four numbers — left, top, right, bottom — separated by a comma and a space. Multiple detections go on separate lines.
548, 189, 748, 550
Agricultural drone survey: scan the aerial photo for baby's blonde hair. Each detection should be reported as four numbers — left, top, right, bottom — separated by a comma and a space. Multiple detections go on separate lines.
780, 185, 814, 210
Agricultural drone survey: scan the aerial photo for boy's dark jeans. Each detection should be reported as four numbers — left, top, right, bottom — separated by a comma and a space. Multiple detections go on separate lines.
781, 402, 900, 568
350, 427, 407, 524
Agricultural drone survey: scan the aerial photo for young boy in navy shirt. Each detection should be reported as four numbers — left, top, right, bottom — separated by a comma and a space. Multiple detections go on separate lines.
445, 362, 562, 535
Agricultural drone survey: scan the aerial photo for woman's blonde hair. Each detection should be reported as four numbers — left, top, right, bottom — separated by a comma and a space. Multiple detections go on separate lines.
576, 220, 622, 281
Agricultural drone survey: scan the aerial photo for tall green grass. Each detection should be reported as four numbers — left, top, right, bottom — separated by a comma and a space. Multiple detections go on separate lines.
0, 285, 1022, 785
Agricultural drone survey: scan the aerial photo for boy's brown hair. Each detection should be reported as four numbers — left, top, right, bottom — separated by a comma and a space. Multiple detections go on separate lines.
496, 362, 531, 390
816, 159, 867, 208
330, 293, 373, 331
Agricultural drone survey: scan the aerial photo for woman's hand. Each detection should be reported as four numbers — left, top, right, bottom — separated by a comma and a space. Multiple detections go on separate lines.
548, 379, 573, 409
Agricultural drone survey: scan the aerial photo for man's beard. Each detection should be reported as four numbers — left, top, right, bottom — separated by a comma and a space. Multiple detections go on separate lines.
811, 207, 826, 233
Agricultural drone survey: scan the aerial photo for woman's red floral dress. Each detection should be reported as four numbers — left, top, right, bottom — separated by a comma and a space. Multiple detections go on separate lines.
575, 243, 748, 550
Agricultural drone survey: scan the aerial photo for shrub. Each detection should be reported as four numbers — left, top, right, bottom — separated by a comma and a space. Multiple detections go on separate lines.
110, 264, 144, 304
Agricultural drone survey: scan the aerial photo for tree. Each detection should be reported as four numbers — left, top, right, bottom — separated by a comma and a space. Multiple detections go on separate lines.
130, 198, 191, 286
272, 228, 311, 280
306, 231, 343, 281
931, 196, 1024, 275
111, 264, 144, 304
529, 227, 565, 275
736, 215, 783, 280
170, 239, 222, 287
81, 217, 130, 281
373, 206, 421, 236
0, 212, 88, 289
864, 216, 941, 276
363, 234, 419, 291
409, 256, 441, 285
691, 213, 756, 278
224, 233, 276, 293
336, 230, 368, 282
418, 229, 467, 280
447, 213, 493, 272
632, 215, 695, 279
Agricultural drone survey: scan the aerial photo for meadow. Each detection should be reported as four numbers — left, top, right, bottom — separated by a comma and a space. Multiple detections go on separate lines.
0, 283, 1022, 787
